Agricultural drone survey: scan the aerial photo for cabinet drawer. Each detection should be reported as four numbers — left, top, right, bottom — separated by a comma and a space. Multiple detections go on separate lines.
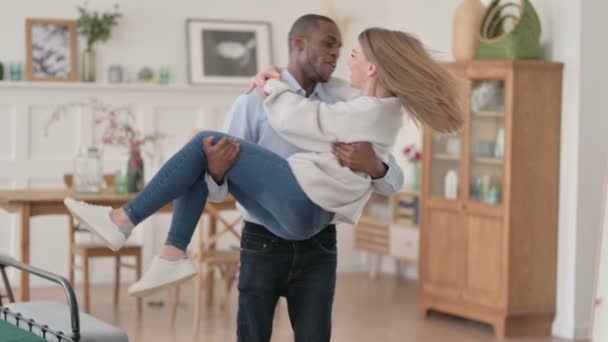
390, 226, 419, 260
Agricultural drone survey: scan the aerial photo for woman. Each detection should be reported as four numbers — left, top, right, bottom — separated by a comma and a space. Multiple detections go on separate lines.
65, 28, 464, 297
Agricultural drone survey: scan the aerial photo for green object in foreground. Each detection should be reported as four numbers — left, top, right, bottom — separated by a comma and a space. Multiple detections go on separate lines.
477, 0, 542, 60
0, 319, 47, 342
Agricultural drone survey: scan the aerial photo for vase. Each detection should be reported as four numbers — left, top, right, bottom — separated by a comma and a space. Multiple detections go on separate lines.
411, 163, 421, 191
452, 0, 486, 61
82, 49, 96, 82
127, 149, 144, 193
0, 61, 4, 81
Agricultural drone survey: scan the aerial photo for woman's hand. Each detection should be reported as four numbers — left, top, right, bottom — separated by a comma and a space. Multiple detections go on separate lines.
245, 66, 282, 95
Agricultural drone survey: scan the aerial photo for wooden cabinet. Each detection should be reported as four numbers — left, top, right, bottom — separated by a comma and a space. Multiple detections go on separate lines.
418, 61, 563, 337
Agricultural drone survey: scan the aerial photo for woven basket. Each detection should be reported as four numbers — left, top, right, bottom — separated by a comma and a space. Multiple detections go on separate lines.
476, 0, 541, 60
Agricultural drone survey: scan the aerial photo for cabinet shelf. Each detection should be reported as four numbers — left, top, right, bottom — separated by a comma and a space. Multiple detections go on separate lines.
473, 157, 504, 165
433, 154, 460, 161
474, 111, 504, 118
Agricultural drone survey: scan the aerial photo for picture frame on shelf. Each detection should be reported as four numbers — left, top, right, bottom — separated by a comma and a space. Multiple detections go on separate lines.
25, 18, 78, 82
591, 162, 608, 341
186, 19, 273, 84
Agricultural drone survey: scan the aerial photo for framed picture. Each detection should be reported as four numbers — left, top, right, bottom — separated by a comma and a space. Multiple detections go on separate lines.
26, 19, 78, 82
591, 161, 608, 341
186, 19, 272, 84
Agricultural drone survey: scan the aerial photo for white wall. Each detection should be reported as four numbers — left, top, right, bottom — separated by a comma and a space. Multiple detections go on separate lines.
574, 0, 608, 338
0, 0, 394, 83
0, 0, 407, 283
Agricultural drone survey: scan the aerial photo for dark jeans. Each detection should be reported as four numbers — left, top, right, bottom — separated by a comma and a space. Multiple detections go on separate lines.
237, 221, 338, 342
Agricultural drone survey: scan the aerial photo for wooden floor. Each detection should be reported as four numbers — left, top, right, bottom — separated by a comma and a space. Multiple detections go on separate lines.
22, 274, 574, 342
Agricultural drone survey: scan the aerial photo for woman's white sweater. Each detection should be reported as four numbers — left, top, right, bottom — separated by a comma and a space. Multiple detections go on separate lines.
263, 79, 404, 224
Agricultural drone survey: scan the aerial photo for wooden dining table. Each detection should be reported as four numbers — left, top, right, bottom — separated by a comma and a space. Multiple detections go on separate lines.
0, 189, 236, 302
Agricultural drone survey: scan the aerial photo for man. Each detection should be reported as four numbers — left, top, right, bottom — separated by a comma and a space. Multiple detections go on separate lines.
203, 14, 404, 342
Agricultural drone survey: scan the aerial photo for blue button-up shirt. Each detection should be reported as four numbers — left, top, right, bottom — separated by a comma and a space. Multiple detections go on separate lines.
205, 70, 404, 225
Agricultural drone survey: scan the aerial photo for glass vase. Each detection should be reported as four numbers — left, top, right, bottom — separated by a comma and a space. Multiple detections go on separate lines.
82, 49, 96, 82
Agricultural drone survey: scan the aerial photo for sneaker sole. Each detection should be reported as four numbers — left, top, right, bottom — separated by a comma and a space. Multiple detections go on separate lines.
128, 271, 198, 298
64, 198, 122, 252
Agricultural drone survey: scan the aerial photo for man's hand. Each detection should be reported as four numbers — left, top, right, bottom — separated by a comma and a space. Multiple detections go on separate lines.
245, 66, 282, 95
332, 142, 388, 179
203, 137, 240, 184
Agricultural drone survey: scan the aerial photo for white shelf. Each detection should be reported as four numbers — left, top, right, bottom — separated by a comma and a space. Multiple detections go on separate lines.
0, 80, 247, 93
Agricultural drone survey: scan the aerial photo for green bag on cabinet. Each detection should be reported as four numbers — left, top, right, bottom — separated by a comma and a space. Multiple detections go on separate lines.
476, 0, 541, 60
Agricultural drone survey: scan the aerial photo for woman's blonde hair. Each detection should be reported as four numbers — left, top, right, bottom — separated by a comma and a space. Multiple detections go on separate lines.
359, 28, 464, 134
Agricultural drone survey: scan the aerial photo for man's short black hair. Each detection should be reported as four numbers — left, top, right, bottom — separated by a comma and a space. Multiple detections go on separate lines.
288, 14, 337, 52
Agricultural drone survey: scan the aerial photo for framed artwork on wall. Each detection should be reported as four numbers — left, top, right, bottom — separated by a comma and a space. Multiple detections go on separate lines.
186, 19, 272, 84
26, 19, 78, 82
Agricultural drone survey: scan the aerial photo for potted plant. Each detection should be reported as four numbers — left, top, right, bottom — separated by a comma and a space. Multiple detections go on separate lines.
76, 3, 122, 82
47, 99, 166, 193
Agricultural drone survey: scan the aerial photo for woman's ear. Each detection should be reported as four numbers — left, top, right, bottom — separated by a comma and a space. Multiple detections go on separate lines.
367, 63, 378, 78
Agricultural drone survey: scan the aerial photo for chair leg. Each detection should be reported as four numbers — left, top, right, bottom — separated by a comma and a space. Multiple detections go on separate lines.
193, 268, 204, 333
170, 286, 180, 326
68, 253, 75, 287
136, 251, 143, 315
114, 256, 121, 308
0, 265, 15, 304
83, 254, 90, 313
222, 266, 238, 311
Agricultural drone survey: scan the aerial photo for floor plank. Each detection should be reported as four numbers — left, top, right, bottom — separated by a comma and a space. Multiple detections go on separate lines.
19, 274, 575, 342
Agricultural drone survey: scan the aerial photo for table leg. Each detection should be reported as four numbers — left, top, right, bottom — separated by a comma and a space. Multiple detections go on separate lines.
205, 216, 217, 306
19, 204, 31, 302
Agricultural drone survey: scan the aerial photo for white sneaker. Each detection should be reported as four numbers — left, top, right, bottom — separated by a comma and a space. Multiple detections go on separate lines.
64, 197, 126, 252
128, 256, 197, 297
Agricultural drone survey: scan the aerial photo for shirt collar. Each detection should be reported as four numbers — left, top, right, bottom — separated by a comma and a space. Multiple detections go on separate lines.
281, 69, 326, 99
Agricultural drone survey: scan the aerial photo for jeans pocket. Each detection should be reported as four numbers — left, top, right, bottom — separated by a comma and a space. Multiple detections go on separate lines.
312, 237, 337, 254
240, 233, 275, 254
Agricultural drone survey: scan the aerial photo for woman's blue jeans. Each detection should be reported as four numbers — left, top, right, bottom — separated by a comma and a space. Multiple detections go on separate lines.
123, 131, 334, 250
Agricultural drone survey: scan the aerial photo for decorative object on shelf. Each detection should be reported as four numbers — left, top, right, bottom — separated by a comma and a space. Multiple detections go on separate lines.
494, 127, 505, 158
137, 67, 155, 82
47, 99, 167, 193
108, 64, 123, 83
403, 144, 422, 191
73, 146, 104, 193
186, 19, 272, 84
76, 3, 122, 82
25, 19, 78, 81
472, 80, 504, 112
114, 168, 128, 195
396, 194, 419, 226
444, 170, 459, 199
446, 137, 461, 156
452, 0, 486, 61
472, 141, 495, 157
591, 162, 608, 342
487, 185, 502, 204
0, 61, 4, 81
158, 66, 171, 84
477, 0, 541, 60
9, 62, 24, 81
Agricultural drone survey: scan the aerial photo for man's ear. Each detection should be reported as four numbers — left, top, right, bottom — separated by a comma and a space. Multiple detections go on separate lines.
293, 36, 306, 51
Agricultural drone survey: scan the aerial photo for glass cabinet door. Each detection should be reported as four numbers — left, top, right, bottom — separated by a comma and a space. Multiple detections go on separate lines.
429, 132, 462, 200
468, 80, 505, 205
